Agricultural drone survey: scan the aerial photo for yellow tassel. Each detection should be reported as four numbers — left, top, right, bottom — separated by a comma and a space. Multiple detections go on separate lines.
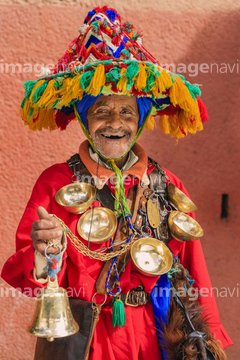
145, 115, 155, 130
20, 99, 31, 122
86, 63, 106, 96
38, 108, 56, 130
151, 68, 173, 97
36, 80, 58, 108
27, 108, 56, 131
27, 107, 41, 131
29, 80, 46, 104
60, 76, 84, 107
70, 75, 84, 100
134, 64, 147, 91
169, 76, 198, 115
159, 115, 171, 134
158, 69, 173, 91
117, 68, 129, 94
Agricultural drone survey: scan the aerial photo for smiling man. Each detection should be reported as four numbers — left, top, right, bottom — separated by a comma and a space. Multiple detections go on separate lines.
1, 6, 232, 360
87, 95, 139, 162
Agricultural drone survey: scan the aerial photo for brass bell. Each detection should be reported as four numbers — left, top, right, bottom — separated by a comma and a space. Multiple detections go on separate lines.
168, 210, 204, 242
55, 183, 96, 214
77, 207, 117, 243
27, 276, 79, 342
167, 183, 198, 213
130, 237, 173, 276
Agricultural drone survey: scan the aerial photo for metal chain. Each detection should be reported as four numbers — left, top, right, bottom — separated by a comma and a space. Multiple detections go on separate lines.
52, 214, 136, 261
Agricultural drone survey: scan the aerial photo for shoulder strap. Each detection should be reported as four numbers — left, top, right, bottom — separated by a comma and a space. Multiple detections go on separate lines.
67, 153, 115, 212
147, 157, 170, 243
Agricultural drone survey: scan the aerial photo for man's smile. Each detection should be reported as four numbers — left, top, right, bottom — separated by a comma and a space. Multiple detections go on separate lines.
101, 133, 126, 140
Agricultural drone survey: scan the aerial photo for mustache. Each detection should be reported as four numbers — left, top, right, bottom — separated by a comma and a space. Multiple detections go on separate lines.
95, 126, 132, 137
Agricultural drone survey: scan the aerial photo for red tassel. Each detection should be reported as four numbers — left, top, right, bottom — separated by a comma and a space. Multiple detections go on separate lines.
55, 111, 75, 130
197, 97, 209, 123
112, 35, 121, 47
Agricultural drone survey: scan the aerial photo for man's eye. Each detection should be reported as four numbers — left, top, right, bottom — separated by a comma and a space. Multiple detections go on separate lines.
96, 109, 108, 114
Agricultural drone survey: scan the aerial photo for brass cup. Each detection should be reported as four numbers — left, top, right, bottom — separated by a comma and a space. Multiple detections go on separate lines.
168, 210, 204, 242
130, 237, 173, 277
77, 207, 117, 243
55, 183, 96, 214
167, 183, 198, 213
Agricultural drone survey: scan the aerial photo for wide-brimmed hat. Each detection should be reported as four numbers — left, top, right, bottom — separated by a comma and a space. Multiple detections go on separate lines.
20, 6, 208, 139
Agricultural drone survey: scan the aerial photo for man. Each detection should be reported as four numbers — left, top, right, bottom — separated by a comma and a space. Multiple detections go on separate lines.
1, 6, 232, 360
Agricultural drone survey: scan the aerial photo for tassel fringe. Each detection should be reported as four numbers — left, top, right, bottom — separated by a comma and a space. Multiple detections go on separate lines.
20, 61, 206, 138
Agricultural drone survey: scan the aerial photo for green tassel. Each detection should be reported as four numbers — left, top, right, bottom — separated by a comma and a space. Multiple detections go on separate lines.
126, 62, 140, 90
33, 81, 48, 103
112, 297, 126, 328
106, 67, 121, 84
80, 70, 95, 90
22, 80, 37, 99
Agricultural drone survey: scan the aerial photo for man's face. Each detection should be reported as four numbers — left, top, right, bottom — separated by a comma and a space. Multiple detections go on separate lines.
87, 95, 139, 159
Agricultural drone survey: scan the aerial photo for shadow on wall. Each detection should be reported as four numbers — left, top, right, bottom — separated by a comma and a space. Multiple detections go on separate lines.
174, 11, 240, 360
139, 11, 240, 359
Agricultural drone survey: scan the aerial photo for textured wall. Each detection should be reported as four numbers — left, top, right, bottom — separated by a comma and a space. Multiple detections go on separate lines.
0, 1, 239, 359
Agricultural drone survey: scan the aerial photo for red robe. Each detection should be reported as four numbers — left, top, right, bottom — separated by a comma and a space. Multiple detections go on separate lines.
1, 141, 233, 359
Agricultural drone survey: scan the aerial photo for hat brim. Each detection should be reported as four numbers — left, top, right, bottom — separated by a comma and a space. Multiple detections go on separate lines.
20, 59, 208, 139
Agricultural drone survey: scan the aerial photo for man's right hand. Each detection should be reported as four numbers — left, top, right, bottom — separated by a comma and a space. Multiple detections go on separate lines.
30, 206, 63, 255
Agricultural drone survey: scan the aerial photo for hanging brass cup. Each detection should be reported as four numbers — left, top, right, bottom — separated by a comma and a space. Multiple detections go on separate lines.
168, 210, 204, 242
27, 276, 79, 342
55, 183, 96, 214
77, 207, 117, 243
130, 237, 173, 277
167, 183, 198, 213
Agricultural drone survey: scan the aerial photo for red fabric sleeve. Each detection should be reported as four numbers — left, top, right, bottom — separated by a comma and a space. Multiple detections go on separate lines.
164, 168, 233, 349
1, 164, 70, 294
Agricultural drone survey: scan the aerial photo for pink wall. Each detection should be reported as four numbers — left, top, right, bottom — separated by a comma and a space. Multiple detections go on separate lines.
0, 2, 239, 359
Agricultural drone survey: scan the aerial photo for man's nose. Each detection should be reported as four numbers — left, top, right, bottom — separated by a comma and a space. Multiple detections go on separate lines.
107, 112, 123, 128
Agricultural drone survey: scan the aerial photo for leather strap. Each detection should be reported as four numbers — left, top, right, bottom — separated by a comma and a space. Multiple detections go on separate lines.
147, 157, 170, 243
84, 303, 102, 360
95, 184, 141, 294
67, 153, 115, 211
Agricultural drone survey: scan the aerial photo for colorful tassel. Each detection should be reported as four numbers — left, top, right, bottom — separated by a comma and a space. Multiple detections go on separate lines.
134, 63, 147, 91
145, 115, 155, 130
112, 296, 126, 328
117, 68, 128, 93
86, 63, 106, 96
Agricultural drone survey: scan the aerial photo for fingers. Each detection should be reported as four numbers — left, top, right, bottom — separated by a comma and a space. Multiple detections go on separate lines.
31, 206, 64, 255
37, 206, 51, 221
37, 206, 62, 229
31, 227, 63, 241
33, 240, 62, 255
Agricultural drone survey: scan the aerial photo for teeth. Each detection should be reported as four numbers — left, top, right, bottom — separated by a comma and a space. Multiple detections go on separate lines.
103, 134, 124, 138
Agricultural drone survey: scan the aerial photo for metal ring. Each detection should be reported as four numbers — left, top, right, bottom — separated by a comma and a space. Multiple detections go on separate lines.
149, 192, 158, 202
91, 292, 107, 306
44, 244, 61, 260
140, 225, 152, 236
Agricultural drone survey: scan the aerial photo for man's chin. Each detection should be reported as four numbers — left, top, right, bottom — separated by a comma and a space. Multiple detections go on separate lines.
93, 143, 131, 160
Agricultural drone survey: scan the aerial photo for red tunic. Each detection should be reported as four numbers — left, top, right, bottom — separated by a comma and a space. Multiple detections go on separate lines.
1, 141, 233, 359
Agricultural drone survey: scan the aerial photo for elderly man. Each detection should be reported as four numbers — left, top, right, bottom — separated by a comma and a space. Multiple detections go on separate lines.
1, 6, 232, 360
